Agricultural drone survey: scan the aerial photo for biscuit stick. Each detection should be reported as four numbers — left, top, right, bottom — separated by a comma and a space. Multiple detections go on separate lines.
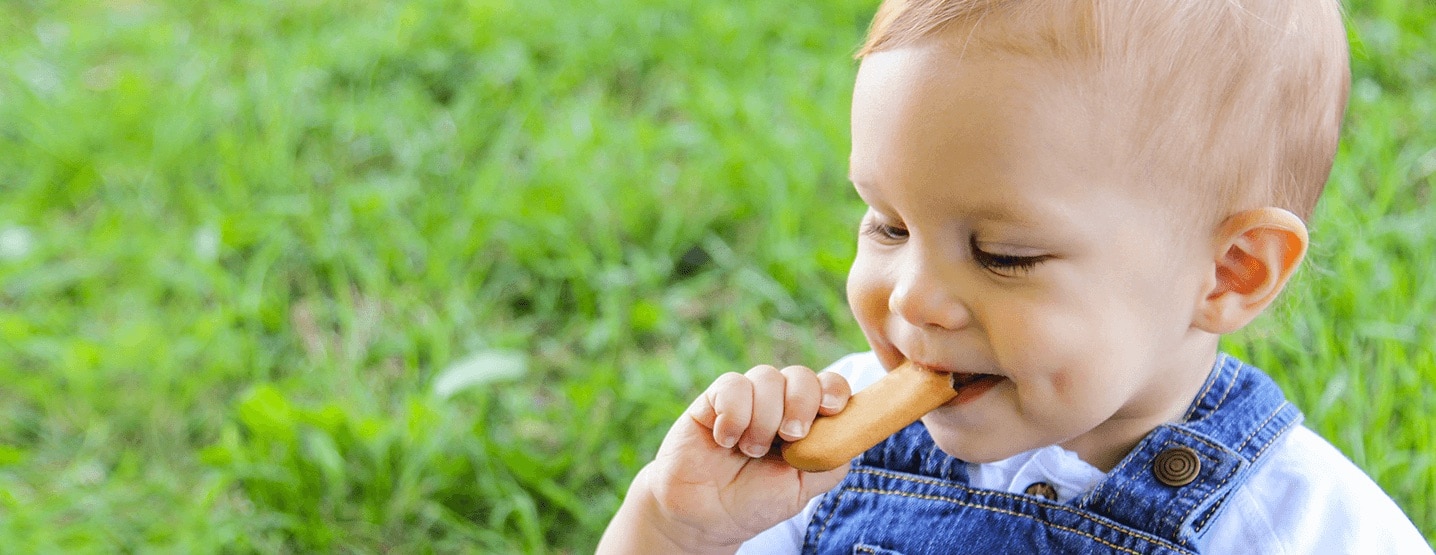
781, 361, 956, 472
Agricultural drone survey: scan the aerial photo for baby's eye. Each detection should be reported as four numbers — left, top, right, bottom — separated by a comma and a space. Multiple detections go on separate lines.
970, 238, 1049, 276
862, 219, 909, 243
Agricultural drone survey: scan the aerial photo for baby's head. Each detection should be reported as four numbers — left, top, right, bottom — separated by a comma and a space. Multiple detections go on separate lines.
859, 0, 1350, 228
843, 0, 1349, 469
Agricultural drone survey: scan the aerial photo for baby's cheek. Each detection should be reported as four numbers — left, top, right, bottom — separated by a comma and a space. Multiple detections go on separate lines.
1048, 369, 1074, 397
994, 310, 1109, 391
845, 262, 890, 324
995, 309, 1087, 363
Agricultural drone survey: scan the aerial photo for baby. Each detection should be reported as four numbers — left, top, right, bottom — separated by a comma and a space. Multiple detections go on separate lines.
600, 0, 1431, 553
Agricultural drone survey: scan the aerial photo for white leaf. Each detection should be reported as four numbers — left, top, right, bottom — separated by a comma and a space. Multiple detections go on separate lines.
0, 226, 33, 260
433, 350, 528, 399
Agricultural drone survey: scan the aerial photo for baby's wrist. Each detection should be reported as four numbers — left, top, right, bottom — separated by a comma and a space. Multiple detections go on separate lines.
608, 466, 743, 555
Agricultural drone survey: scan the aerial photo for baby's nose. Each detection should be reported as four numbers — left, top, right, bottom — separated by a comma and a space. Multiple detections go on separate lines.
888, 263, 970, 331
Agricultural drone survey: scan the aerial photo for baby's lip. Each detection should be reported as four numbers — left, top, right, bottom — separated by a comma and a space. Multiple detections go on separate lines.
913, 361, 955, 374
912, 359, 1002, 379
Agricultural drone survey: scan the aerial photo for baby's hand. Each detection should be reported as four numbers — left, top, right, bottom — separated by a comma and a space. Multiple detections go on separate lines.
687, 364, 853, 461
598, 365, 852, 554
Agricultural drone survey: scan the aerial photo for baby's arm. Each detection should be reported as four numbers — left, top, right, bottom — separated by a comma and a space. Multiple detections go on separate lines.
597, 364, 853, 555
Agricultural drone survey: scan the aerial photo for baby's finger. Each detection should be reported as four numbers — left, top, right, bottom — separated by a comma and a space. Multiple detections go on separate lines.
777, 366, 821, 441
816, 372, 852, 416
686, 389, 718, 429
737, 365, 785, 458
698, 372, 752, 450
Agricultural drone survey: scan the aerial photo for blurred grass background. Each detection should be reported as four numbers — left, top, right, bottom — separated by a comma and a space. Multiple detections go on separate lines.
0, 0, 1431, 551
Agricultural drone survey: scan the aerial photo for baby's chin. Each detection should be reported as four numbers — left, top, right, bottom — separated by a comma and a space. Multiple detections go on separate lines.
920, 417, 1035, 464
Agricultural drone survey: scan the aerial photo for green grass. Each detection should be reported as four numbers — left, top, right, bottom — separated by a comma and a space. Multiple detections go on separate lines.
0, 0, 1431, 551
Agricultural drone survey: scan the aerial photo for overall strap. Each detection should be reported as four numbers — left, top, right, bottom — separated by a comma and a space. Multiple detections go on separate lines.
1076, 354, 1303, 547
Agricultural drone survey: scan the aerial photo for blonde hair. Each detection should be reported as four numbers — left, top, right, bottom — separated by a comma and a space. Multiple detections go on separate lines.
857, 0, 1350, 224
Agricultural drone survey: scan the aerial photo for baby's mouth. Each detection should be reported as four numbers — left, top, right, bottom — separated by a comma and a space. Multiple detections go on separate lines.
948, 372, 1005, 401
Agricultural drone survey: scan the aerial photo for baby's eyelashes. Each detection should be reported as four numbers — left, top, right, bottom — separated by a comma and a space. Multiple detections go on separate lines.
858, 211, 1054, 276
972, 250, 1049, 275
862, 220, 909, 243
969, 237, 1051, 276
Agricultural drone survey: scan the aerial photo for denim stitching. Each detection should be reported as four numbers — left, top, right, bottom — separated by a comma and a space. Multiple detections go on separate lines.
852, 468, 1183, 552
1180, 408, 1298, 534
1193, 500, 1224, 536
1111, 451, 1143, 523
1181, 356, 1225, 422
810, 487, 849, 550
1170, 428, 1228, 454
1154, 437, 1223, 537
1087, 435, 1146, 511
1234, 402, 1287, 454
922, 443, 944, 477
1199, 362, 1243, 422
1153, 439, 1222, 540
936, 452, 955, 480
1190, 460, 1244, 537
845, 487, 1183, 555
1194, 412, 1303, 538
1083, 427, 1226, 538
1188, 415, 1297, 533
1250, 415, 1298, 462
1188, 465, 1237, 534
1197, 417, 1301, 533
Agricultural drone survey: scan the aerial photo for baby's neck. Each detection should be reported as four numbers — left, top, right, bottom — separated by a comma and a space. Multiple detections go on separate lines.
1061, 346, 1221, 472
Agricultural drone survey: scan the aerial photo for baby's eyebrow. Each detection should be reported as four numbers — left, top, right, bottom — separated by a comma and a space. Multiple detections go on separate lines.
963, 203, 1043, 228
849, 176, 1049, 229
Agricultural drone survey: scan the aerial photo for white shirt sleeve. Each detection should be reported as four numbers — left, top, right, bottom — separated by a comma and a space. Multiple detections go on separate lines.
1198, 426, 1433, 554
736, 352, 887, 555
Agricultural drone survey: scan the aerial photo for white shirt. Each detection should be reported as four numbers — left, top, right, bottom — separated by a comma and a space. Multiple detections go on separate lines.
740, 352, 1432, 554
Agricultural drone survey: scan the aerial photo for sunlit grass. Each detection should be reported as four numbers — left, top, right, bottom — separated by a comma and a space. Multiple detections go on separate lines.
0, 0, 1431, 551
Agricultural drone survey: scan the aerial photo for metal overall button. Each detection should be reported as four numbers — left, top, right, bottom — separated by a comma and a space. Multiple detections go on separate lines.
1152, 446, 1201, 487
1024, 482, 1058, 501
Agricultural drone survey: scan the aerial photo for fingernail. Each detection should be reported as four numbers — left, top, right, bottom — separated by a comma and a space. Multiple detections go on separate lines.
718, 434, 738, 449
821, 394, 841, 410
742, 443, 768, 458
781, 419, 805, 439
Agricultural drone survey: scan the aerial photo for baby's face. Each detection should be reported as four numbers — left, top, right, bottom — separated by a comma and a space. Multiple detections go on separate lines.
846, 39, 1220, 469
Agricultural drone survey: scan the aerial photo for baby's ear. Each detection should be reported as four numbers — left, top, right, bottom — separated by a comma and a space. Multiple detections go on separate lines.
1192, 208, 1309, 334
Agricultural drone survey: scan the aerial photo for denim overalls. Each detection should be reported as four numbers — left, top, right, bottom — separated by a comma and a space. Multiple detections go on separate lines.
802, 354, 1301, 554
